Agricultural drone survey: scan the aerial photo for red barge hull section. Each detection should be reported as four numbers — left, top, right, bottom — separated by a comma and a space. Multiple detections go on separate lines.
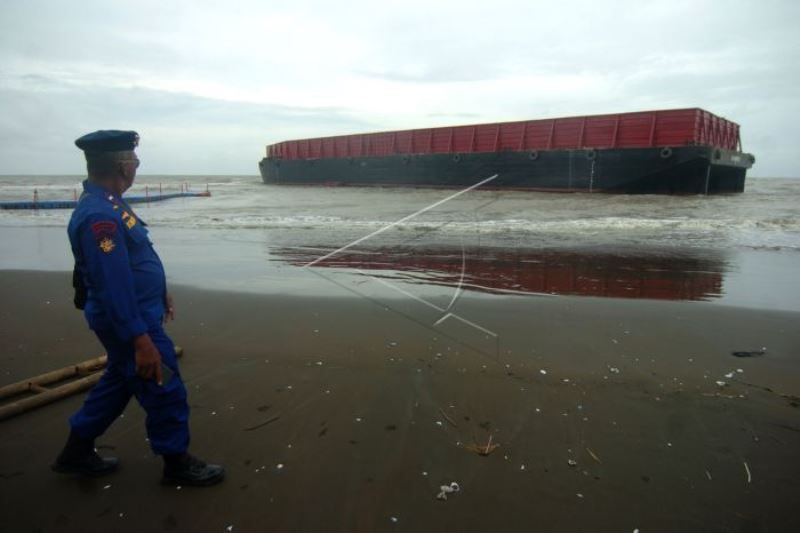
259, 108, 755, 194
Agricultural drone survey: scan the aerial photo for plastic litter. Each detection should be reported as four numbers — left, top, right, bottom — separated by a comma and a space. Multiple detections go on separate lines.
436, 482, 461, 500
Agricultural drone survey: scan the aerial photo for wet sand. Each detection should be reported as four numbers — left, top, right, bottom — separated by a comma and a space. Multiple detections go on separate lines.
1, 270, 799, 532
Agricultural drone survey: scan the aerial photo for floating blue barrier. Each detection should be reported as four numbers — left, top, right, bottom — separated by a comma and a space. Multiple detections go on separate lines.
0, 191, 210, 210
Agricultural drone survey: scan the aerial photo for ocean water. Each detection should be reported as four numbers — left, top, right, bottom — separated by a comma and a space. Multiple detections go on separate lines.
1, 175, 799, 251
1, 175, 799, 310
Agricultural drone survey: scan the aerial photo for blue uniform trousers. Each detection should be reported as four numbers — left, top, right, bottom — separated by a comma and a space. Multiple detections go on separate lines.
69, 324, 190, 456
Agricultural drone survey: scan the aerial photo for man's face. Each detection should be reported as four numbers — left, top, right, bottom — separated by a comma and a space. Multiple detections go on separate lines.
119, 153, 140, 191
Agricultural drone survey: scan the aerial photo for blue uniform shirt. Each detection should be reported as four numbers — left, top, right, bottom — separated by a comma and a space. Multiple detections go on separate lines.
68, 180, 167, 340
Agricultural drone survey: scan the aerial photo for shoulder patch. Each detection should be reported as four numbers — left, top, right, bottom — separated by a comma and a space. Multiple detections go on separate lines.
90, 221, 118, 253
91, 220, 117, 238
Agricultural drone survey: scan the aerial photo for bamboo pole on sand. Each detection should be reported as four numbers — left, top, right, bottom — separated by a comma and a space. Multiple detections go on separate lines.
0, 347, 183, 422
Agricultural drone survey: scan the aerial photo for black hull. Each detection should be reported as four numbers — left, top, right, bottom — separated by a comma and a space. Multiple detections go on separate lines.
259, 146, 754, 194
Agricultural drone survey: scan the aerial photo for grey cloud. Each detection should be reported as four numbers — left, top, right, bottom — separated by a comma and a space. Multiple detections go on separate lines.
1, 0, 799, 176
0, 77, 372, 174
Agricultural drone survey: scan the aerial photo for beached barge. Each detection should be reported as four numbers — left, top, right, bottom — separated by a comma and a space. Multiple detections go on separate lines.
260, 108, 754, 194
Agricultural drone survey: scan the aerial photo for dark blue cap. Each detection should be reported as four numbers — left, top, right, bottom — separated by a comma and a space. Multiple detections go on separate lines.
75, 130, 139, 153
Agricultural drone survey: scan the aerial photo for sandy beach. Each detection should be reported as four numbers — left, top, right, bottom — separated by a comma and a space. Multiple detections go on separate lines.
1, 270, 799, 532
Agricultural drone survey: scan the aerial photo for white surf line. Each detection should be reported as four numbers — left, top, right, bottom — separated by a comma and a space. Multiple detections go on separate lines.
302, 174, 499, 268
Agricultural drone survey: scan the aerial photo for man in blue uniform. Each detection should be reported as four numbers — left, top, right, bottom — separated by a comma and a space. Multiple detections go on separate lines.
52, 130, 224, 486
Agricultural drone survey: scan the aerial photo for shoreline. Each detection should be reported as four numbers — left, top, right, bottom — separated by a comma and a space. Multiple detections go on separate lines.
1, 270, 799, 532
2, 224, 800, 313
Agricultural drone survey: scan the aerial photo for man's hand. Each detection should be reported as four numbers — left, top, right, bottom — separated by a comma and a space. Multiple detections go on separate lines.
134, 334, 163, 384
164, 292, 175, 322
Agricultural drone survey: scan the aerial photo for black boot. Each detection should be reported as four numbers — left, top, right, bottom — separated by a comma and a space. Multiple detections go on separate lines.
51, 430, 119, 477
162, 453, 225, 486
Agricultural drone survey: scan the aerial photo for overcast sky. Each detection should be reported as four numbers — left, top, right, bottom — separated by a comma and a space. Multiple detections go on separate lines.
1, 0, 797, 176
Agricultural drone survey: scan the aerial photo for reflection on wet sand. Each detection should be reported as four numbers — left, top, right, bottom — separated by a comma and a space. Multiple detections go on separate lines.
271, 245, 727, 301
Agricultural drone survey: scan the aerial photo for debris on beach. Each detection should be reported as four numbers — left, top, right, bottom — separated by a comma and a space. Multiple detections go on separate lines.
744, 461, 752, 483
586, 448, 602, 464
731, 349, 765, 358
389, 516, 398, 523
438, 408, 458, 428
567, 459, 578, 467
465, 435, 499, 456
436, 482, 461, 500
702, 392, 737, 399
243, 415, 280, 432
715, 381, 727, 387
